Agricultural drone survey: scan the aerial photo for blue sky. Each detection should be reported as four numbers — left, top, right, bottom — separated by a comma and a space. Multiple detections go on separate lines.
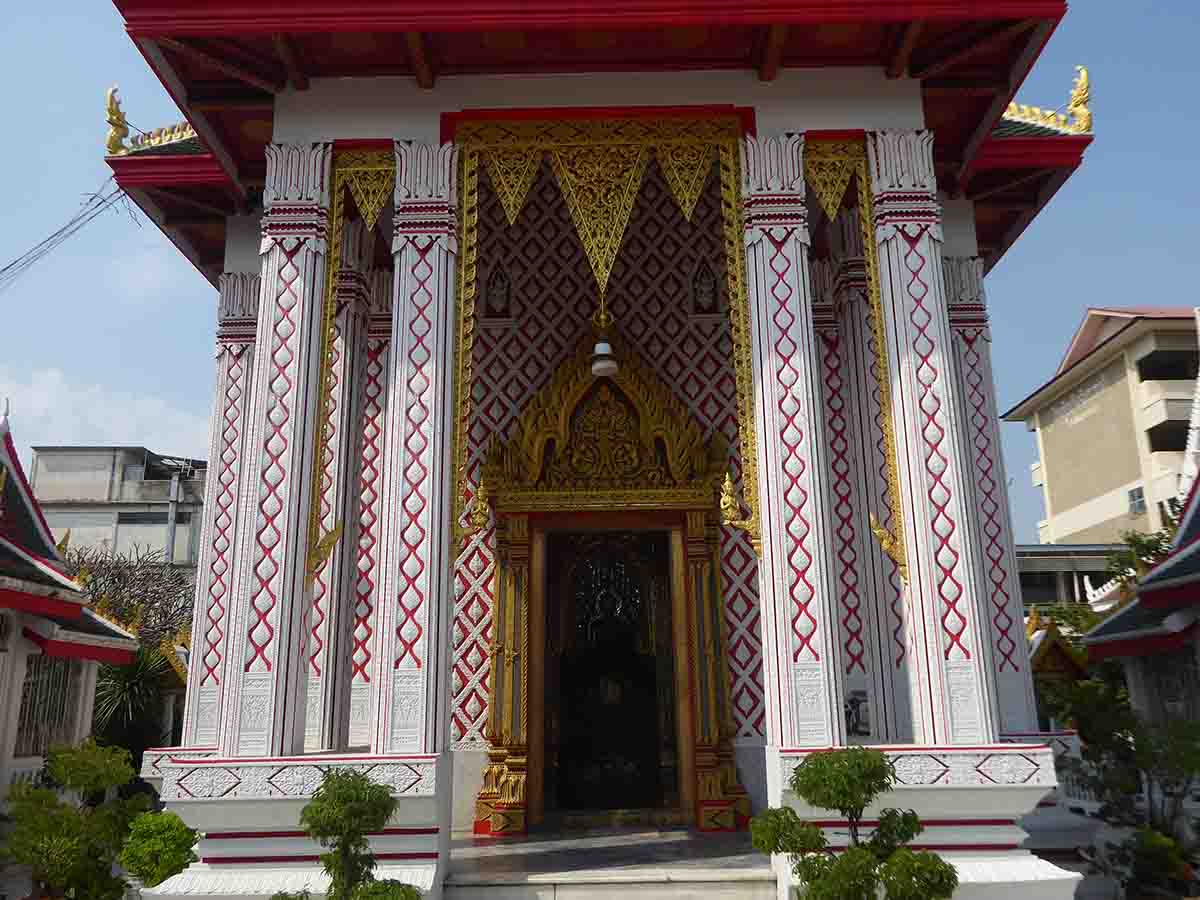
1, 3, 1197, 542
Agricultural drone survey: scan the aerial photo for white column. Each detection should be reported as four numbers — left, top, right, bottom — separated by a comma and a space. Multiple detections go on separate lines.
217, 142, 332, 757
306, 220, 371, 752
743, 133, 846, 774
369, 141, 457, 755
182, 273, 259, 747
867, 130, 1000, 745
349, 270, 393, 748
830, 209, 913, 743
944, 256, 1037, 733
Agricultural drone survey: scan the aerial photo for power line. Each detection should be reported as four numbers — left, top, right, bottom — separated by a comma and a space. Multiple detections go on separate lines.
0, 178, 127, 296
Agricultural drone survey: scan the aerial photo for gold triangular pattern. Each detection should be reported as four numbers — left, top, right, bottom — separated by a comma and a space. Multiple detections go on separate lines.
803, 154, 856, 222
550, 143, 650, 295
484, 148, 543, 225
656, 142, 712, 221
345, 167, 395, 230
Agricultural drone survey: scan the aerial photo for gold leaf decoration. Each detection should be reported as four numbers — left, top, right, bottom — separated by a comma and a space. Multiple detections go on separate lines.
803, 151, 856, 222
344, 163, 395, 230
550, 143, 650, 295
657, 142, 712, 221
484, 148, 543, 225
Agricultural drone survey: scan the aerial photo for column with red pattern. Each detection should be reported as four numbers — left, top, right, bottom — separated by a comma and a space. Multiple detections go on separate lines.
742, 133, 846, 770
944, 255, 1037, 734
866, 130, 1001, 745
369, 142, 458, 754
182, 271, 260, 747
217, 142, 332, 757
305, 219, 373, 752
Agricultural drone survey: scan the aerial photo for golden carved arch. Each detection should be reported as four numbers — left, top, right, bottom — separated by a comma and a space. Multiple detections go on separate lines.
473, 339, 727, 519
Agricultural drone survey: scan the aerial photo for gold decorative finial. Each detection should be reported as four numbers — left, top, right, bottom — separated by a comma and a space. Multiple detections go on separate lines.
56, 529, 71, 554
869, 512, 908, 585
720, 471, 756, 541
304, 522, 344, 588
1026, 606, 1043, 639
1067, 65, 1091, 134
105, 86, 130, 156
468, 477, 491, 533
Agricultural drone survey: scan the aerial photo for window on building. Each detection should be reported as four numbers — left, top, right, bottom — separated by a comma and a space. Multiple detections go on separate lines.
1128, 486, 1147, 516
1136, 349, 1199, 382
1147, 420, 1189, 452
122, 463, 145, 482
14, 655, 81, 758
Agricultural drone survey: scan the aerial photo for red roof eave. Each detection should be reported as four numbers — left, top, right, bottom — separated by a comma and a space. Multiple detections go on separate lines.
107, 151, 233, 190
972, 134, 1092, 173
23, 627, 136, 666
0, 587, 83, 620
116, 0, 1068, 36
1087, 622, 1199, 663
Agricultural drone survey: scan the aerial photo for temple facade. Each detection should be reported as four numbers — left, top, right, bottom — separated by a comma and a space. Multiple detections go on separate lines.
109, 2, 1093, 897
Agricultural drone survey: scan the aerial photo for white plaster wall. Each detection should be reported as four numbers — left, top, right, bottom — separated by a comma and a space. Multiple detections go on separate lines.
941, 194, 980, 258
224, 214, 263, 275
273, 68, 923, 143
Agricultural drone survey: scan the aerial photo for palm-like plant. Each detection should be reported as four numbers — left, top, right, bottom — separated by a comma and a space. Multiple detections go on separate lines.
93, 647, 170, 761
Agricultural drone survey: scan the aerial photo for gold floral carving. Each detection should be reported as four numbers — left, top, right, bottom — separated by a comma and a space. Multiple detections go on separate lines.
307, 149, 396, 575
550, 144, 650, 296
483, 148, 543, 225
1003, 64, 1092, 135
657, 142, 713, 222
803, 147, 857, 222
473, 339, 726, 521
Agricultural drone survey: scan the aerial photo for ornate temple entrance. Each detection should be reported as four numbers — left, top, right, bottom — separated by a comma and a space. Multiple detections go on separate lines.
470, 344, 750, 836
542, 530, 678, 824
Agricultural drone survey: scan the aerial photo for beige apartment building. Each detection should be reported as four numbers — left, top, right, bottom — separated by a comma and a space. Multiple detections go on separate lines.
29, 446, 207, 568
1004, 307, 1198, 544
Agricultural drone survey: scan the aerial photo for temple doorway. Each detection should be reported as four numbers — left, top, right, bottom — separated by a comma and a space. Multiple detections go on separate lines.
542, 531, 678, 822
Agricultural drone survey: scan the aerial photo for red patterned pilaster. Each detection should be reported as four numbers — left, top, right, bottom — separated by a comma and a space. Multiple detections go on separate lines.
742, 133, 844, 753
944, 256, 1037, 734
349, 269, 392, 747
182, 272, 259, 747
830, 209, 913, 743
305, 220, 372, 752
216, 142, 332, 758
867, 131, 1000, 746
371, 141, 458, 755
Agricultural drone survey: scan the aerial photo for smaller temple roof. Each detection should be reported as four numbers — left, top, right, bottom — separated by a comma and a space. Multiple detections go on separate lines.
0, 407, 137, 660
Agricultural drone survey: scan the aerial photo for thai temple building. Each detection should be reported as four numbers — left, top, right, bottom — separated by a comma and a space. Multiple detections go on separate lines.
109, 2, 1093, 896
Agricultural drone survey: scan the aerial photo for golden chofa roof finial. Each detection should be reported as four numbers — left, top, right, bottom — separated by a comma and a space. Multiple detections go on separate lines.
1067, 65, 1092, 134
105, 85, 130, 156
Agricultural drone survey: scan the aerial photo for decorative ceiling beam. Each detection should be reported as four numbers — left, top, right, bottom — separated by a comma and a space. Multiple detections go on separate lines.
143, 187, 233, 218
187, 82, 274, 111
924, 78, 1007, 96
967, 167, 1053, 203
405, 32, 435, 89
955, 18, 1055, 191
272, 34, 309, 90
159, 37, 285, 94
910, 19, 1037, 81
163, 213, 227, 228
757, 24, 788, 82
976, 201, 1036, 214
885, 21, 923, 78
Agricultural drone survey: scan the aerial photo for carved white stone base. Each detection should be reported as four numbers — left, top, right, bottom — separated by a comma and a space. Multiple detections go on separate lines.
772, 744, 1081, 900
148, 751, 451, 900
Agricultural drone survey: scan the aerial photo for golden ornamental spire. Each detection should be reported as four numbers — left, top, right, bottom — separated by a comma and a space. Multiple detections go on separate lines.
105, 86, 130, 156
869, 512, 908, 586
1067, 65, 1091, 134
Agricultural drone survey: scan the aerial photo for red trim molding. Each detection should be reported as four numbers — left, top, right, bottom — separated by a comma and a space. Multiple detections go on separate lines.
1088, 622, 1199, 662
972, 135, 1091, 172
107, 152, 233, 189
200, 852, 439, 865
118, 1, 1067, 36
0, 588, 82, 619
441, 104, 756, 143
23, 627, 135, 665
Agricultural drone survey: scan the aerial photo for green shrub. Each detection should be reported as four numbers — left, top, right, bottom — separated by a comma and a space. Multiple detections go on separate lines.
352, 879, 422, 900
750, 747, 958, 900
119, 811, 197, 886
1, 740, 148, 900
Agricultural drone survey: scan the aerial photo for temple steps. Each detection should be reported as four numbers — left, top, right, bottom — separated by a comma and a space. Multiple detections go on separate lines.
444, 828, 775, 900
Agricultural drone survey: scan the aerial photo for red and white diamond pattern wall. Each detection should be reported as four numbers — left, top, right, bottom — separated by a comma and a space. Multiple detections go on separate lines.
451, 155, 764, 746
